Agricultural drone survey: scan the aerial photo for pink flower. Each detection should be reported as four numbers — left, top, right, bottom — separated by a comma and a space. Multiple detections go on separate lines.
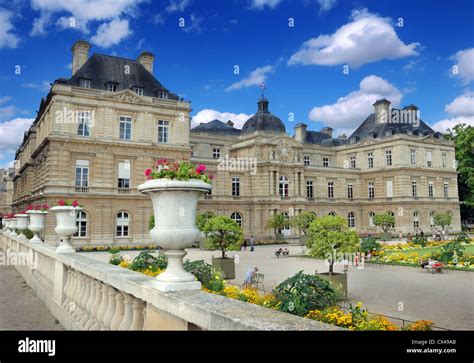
27, 205, 34, 211
196, 164, 206, 175
144, 168, 152, 177
72, 200, 79, 207
42, 204, 49, 210
57, 200, 65, 206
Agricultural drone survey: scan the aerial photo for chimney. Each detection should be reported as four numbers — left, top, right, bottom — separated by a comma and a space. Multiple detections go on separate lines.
373, 98, 391, 124
226, 120, 234, 127
294, 123, 307, 142
137, 51, 155, 74
71, 40, 91, 75
320, 126, 333, 138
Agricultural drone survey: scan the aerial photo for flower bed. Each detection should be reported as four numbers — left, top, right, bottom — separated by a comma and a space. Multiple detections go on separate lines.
78, 244, 158, 252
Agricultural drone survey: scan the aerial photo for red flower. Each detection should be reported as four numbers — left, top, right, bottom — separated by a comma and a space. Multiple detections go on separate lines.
72, 200, 79, 207
144, 168, 152, 177
27, 205, 34, 211
196, 164, 206, 174
57, 200, 65, 206
42, 204, 49, 210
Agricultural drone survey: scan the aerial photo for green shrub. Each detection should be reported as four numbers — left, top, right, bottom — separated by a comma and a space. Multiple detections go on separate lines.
412, 235, 427, 247
109, 247, 121, 254
149, 215, 155, 230
130, 252, 167, 272
183, 259, 224, 291
438, 233, 467, 263
109, 254, 122, 265
360, 237, 380, 253
273, 271, 338, 317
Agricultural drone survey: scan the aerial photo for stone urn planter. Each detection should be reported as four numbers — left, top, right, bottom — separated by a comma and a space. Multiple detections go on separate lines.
27, 210, 48, 243
316, 272, 348, 300
1, 218, 6, 232
3, 218, 11, 234
15, 214, 29, 241
51, 206, 82, 253
9, 218, 18, 236
212, 256, 235, 279
138, 179, 211, 292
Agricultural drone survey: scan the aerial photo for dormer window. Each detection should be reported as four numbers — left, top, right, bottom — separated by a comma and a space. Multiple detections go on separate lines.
106, 82, 118, 92
79, 78, 91, 89
385, 129, 393, 136
158, 91, 168, 99
133, 87, 143, 96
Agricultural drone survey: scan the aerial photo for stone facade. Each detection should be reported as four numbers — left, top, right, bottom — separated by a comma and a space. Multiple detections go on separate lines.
11, 42, 461, 247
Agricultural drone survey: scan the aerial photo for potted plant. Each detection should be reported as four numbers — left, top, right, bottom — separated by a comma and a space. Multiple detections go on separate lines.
15, 211, 30, 241
202, 215, 243, 279
266, 213, 289, 241
138, 159, 212, 292
51, 200, 82, 253
372, 213, 395, 241
26, 204, 50, 243
307, 215, 360, 299
291, 211, 316, 245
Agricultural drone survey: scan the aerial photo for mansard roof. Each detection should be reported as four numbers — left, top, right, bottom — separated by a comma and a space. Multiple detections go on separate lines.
191, 119, 241, 135
56, 53, 180, 100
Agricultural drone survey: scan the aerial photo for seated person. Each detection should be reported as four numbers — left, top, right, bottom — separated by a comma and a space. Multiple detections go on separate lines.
282, 248, 289, 256
275, 248, 283, 258
419, 259, 429, 269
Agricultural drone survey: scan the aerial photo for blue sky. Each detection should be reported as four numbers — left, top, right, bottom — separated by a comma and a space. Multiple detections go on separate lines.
0, 0, 473, 167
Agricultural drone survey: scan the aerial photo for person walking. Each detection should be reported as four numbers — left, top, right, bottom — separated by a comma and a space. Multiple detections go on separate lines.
250, 235, 255, 252
242, 239, 247, 251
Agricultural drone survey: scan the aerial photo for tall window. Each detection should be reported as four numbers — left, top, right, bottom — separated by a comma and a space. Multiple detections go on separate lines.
385, 150, 392, 166
279, 176, 289, 197
116, 212, 129, 237
412, 181, 418, 197
230, 212, 242, 227
213, 148, 221, 159
367, 152, 374, 169
428, 181, 434, 198
369, 212, 375, 227
386, 180, 393, 198
413, 211, 419, 228
118, 162, 130, 189
347, 183, 353, 199
442, 153, 447, 168
74, 211, 87, 237
79, 79, 91, 89
387, 211, 395, 228
158, 120, 169, 143
368, 182, 374, 199
323, 157, 329, 167
232, 177, 240, 197
304, 155, 310, 166
327, 182, 334, 199
282, 212, 290, 231
306, 180, 314, 198
410, 149, 416, 165
347, 212, 356, 228
75, 160, 89, 188
430, 211, 435, 228
426, 151, 432, 167
443, 182, 449, 198
77, 111, 91, 136
119, 116, 132, 140
350, 156, 356, 168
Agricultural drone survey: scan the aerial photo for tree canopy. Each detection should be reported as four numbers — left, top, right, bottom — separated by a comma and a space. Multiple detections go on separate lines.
203, 216, 243, 259
372, 213, 395, 232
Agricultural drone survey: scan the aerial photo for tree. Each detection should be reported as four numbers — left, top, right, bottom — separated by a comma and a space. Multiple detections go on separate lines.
372, 213, 395, 233
148, 215, 155, 230
196, 211, 215, 238
307, 216, 360, 274
266, 213, 289, 237
434, 212, 452, 232
291, 211, 316, 236
445, 124, 474, 220
360, 237, 381, 254
203, 216, 243, 259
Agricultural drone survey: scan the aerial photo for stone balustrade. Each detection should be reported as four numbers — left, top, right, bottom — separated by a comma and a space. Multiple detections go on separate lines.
0, 232, 342, 331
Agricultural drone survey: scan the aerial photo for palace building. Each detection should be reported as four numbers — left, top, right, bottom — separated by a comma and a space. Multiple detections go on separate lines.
11, 41, 461, 247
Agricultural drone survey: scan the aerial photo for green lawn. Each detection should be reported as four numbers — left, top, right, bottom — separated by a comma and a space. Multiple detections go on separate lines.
384, 244, 474, 257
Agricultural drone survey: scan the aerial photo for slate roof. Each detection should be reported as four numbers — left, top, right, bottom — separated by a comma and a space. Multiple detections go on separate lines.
304, 131, 333, 144
191, 119, 241, 135
56, 53, 179, 100
241, 98, 286, 135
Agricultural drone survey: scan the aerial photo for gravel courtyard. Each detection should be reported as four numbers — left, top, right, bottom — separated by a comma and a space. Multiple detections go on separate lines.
82, 244, 474, 330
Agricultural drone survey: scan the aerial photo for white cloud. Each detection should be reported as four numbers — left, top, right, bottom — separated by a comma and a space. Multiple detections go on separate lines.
0, 96, 12, 105
90, 19, 131, 48
317, 0, 336, 13
444, 92, 474, 116
30, 12, 51, 36
182, 13, 204, 33
0, 9, 20, 48
0, 118, 34, 152
191, 109, 251, 129
308, 75, 403, 129
250, 0, 282, 9
21, 80, 52, 92
288, 8, 420, 68
451, 48, 474, 84
166, 0, 191, 13
431, 116, 474, 133
225, 65, 274, 91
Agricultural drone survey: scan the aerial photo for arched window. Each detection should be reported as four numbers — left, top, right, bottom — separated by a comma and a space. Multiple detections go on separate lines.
282, 212, 290, 231
230, 212, 242, 227
279, 176, 289, 197
75, 211, 87, 237
329, 211, 337, 216
116, 211, 130, 237
430, 211, 435, 228
413, 211, 419, 229
369, 212, 375, 227
347, 212, 356, 228
387, 211, 395, 228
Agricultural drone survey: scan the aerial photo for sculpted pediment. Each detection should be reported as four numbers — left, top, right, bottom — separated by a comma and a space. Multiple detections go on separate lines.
268, 136, 303, 163
100, 90, 152, 105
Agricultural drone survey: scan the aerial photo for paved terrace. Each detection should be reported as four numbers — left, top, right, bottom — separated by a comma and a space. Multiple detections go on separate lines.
83, 244, 474, 330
